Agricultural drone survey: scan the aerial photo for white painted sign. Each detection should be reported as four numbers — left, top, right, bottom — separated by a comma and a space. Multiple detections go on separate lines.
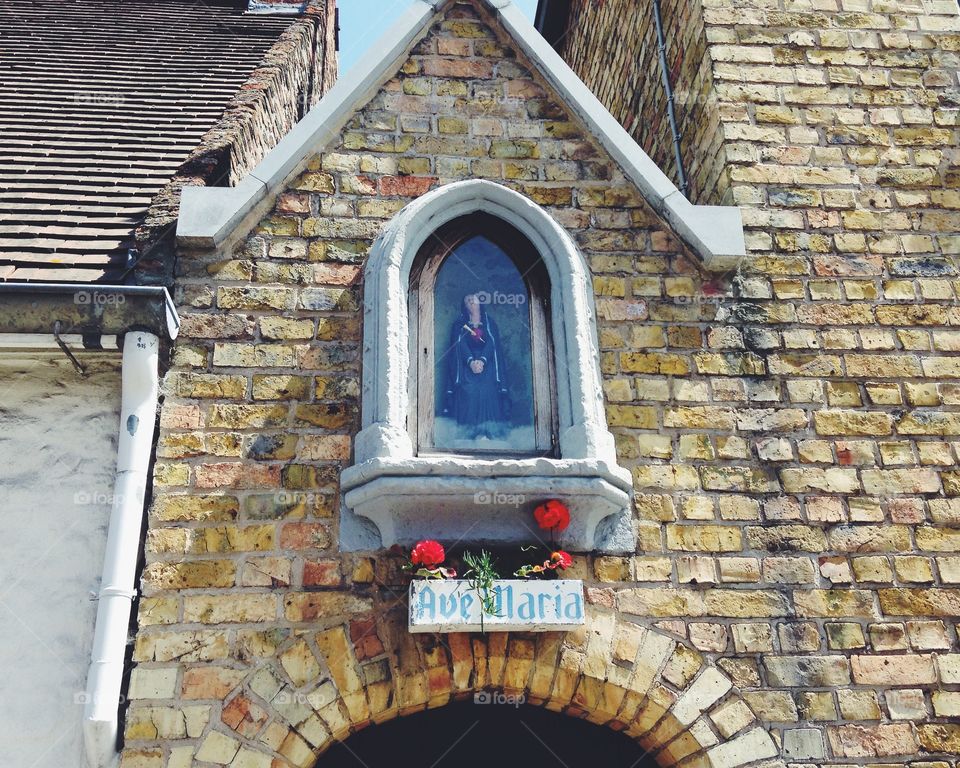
409, 579, 585, 633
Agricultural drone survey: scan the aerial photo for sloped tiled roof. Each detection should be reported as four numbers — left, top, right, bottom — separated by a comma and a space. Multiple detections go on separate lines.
0, 0, 294, 282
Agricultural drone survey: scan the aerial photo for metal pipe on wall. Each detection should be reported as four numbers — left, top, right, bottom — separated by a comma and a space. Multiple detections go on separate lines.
82, 331, 161, 768
652, 0, 690, 198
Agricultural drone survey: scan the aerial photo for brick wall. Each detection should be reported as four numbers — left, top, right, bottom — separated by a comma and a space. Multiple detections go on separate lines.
559, 0, 727, 205
122, 1, 960, 766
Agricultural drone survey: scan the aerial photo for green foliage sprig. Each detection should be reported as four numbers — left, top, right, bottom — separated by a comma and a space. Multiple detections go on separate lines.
462, 549, 501, 618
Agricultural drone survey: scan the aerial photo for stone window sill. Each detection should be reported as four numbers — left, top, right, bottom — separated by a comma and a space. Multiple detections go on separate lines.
341, 456, 634, 553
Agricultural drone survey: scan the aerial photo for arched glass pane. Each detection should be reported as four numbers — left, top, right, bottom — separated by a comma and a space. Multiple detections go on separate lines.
433, 236, 536, 453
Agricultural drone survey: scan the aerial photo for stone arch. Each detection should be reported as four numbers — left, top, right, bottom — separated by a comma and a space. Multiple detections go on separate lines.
194, 608, 777, 768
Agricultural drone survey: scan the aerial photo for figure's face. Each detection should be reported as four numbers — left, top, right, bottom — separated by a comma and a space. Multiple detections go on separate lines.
463, 294, 480, 311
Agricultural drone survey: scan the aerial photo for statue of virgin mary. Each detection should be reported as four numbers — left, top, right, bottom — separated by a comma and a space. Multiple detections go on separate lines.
441, 293, 511, 440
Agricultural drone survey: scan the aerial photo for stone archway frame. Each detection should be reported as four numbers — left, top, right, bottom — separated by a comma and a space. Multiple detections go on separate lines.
194, 609, 779, 768
341, 180, 635, 553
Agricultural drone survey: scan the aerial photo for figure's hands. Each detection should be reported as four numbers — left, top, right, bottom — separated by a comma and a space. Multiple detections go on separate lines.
469, 359, 485, 374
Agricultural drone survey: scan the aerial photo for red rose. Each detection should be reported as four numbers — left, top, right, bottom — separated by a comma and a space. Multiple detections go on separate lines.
411, 539, 445, 569
550, 551, 573, 569
533, 499, 570, 532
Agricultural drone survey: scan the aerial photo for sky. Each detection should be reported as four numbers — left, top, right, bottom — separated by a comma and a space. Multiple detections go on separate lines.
338, 0, 540, 74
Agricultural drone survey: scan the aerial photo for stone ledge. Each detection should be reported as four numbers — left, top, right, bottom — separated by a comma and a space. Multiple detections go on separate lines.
341, 456, 634, 553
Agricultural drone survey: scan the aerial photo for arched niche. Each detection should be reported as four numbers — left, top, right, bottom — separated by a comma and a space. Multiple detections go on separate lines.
408, 213, 556, 457
340, 180, 634, 553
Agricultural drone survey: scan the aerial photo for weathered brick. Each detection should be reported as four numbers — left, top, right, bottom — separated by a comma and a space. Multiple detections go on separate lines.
828, 723, 917, 758
861, 469, 940, 495
746, 525, 827, 552
879, 589, 960, 617
208, 405, 288, 429
829, 525, 912, 552
217, 287, 294, 310
194, 463, 280, 490
183, 595, 277, 624
704, 590, 791, 617
143, 561, 236, 590
814, 410, 893, 436
212, 343, 296, 368
897, 411, 960, 435
666, 525, 742, 552
283, 593, 373, 622
259, 317, 315, 340
251, 375, 310, 401
765, 656, 851, 687
852, 654, 936, 685
153, 495, 239, 523
172, 373, 247, 399
794, 590, 876, 618
917, 724, 960, 754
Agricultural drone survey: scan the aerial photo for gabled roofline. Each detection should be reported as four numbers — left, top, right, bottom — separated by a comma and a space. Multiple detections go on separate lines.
177, 0, 745, 270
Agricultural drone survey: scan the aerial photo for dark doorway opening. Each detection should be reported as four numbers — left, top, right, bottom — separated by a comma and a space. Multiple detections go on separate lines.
319, 699, 655, 767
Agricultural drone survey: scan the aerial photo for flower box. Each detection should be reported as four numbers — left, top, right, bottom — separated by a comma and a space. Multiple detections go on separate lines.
408, 579, 585, 633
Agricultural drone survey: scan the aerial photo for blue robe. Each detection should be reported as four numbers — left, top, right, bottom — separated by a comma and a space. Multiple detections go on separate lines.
442, 308, 509, 439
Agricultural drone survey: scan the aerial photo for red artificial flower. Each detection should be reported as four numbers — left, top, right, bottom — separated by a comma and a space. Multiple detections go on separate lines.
411, 539, 446, 569
533, 499, 570, 532
550, 551, 573, 569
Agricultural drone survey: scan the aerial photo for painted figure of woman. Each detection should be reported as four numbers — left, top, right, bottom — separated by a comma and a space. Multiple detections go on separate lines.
442, 293, 510, 440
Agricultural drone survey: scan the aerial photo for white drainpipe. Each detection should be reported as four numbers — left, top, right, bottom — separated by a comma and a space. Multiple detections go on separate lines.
83, 331, 160, 768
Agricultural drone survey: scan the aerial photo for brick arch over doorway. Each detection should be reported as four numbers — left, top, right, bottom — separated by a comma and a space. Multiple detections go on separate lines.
133, 608, 777, 768
320, 699, 655, 767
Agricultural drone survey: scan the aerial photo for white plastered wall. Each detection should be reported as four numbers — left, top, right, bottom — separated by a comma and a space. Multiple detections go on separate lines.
0, 355, 122, 768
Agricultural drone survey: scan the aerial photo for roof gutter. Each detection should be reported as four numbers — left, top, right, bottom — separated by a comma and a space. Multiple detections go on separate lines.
0, 283, 179, 343
0, 284, 178, 768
